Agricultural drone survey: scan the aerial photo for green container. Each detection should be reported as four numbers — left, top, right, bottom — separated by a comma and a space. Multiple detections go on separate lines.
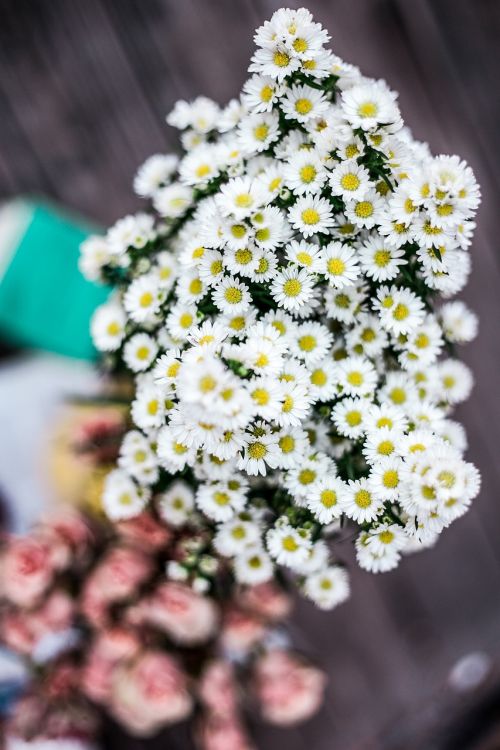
0, 198, 110, 360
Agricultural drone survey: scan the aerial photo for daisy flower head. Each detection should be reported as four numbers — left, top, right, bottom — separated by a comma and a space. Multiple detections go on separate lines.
307, 476, 347, 524
242, 74, 284, 112
249, 43, 301, 81
374, 286, 425, 336
238, 422, 280, 476
133, 153, 178, 197
288, 194, 335, 237
344, 189, 385, 230
283, 149, 327, 195
234, 546, 274, 585
212, 275, 251, 315
237, 111, 281, 154
123, 333, 158, 372
123, 273, 162, 324
368, 455, 406, 502
102, 469, 150, 521
321, 241, 359, 288
270, 265, 316, 311
336, 355, 378, 398
358, 235, 407, 282
285, 239, 324, 272
157, 481, 195, 527
91, 301, 126, 352
303, 566, 350, 610
329, 159, 372, 201
280, 84, 329, 124
266, 521, 312, 570
331, 397, 370, 439
341, 81, 402, 132
217, 175, 267, 219
355, 529, 402, 573
341, 477, 384, 523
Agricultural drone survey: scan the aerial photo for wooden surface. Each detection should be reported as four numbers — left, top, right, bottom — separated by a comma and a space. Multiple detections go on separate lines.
1, 1, 500, 748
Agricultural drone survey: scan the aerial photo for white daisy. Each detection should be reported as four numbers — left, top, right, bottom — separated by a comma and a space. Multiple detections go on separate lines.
329, 159, 372, 201
288, 195, 334, 237
270, 266, 316, 311
340, 478, 384, 523
281, 84, 329, 123
303, 566, 350, 610
283, 149, 327, 195
307, 476, 347, 524
321, 242, 359, 287
123, 333, 158, 372
102, 469, 149, 520
157, 481, 195, 527
91, 301, 126, 352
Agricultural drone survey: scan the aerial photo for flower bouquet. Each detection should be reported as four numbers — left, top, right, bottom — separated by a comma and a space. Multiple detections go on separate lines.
2, 5, 481, 746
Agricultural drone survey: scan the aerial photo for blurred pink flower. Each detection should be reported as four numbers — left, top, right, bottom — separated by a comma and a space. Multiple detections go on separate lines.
199, 660, 239, 718
109, 650, 192, 735
238, 582, 292, 622
253, 650, 326, 726
1, 536, 54, 607
117, 511, 171, 552
220, 607, 266, 655
81, 627, 141, 704
138, 581, 218, 645
198, 714, 255, 750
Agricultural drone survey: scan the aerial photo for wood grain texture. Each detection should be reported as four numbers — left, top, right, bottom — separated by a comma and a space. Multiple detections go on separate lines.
1, 1, 500, 747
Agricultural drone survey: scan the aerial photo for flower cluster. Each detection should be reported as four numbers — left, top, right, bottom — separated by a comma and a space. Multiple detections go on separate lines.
82, 6, 480, 605
0, 508, 325, 746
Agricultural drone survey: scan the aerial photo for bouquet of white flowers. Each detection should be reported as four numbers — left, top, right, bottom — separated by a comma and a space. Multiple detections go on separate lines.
82, 6, 480, 611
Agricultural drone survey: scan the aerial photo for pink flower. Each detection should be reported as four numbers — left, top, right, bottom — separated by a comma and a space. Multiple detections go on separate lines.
41, 510, 94, 567
238, 582, 293, 622
198, 714, 255, 750
81, 546, 152, 626
1, 590, 74, 657
138, 581, 218, 645
220, 607, 266, 655
117, 511, 171, 552
109, 650, 192, 735
1, 536, 54, 607
253, 650, 326, 726
199, 661, 239, 718
81, 628, 141, 704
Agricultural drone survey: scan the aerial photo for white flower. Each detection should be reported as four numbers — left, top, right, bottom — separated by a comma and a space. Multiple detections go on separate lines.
237, 111, 281, 154
102, 469, 149, 520
195, 481, 247, 522
284, 149, 327, 195
288, 195, 334, 237
439, 301, 478, 344
358, 236, 407, 282
285, 239, 324, 272
307, 476, 347, 524
118, 430, 158, 485
91, 301, 126, 352
373, 286, 425, 336
123, 333, 158, 372
134, 153, 178, 197
167, 96, 220, 133
266, 522, 311, 569
331, 397, 370, 439
280, 84, 329, 123
344, 190, 385, 229
274, 427, 310, 469
436, 359, 474, 404
238, 424, 280, 476
356, 530, 402, 573
79, 235, 110, 281
216, 175, 267, 219
336, 355, 378, 398
154, 184, 193, 218
107, 213, 156, 255
123, 273, 162, 323
369, 455, 406, 501
270, 266, 316, 311
340, 478, 384, 523
249, 44, 301, 81
341, 81, 401, 131
303, 566, 350, 610
234, 546, 274, 584
291, 321, 333, 365
157, 480, 195, 526
242, 74, 284, 112
214, 515, 261, 557
329, 159, 372, 200
321, 242, 359, 287
212, 275, 251, 315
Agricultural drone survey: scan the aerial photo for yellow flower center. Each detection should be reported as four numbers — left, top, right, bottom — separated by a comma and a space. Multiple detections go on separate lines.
273, 50, 290, 67
327, 258, 346, 275
279, 435, 295, 453
346, 410, 362, 427
231, 224, 247, 238
300, 165, 317, 183
235, 249, 253, 265
383, 470, 399, 488
224, 287, 243, 304
283, 278, 302, 297
295, 98, 313, 115
248, 442, 267, 460
253, 124, 269, 141
355, 489, 372, 508
374, 249, 390, 267
139, 292, 154, 308
136, 346, 150, 360
301, 208, 320, 225
107, 321, 121, 335
179, 313, 193, 328
260, 85, 273, 102
378, 440, 394, 456
358, 101, 378, 117
298, 334, 317, 351
355, 201, 374, 218
189, 279, 202, 295
320, 489, 337, 507
340, 173, 360, 191
311, 369, 327, 386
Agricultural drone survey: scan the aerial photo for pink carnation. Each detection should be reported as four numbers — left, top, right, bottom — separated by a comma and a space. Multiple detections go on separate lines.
81, 546, 152, 626
81, 628, 141, 704
220, 607, 266, 655
138, 581, 218, 645
238, 582, 293, 622
109, 650, 192, 735
1, 536, 54, 607
199, 661, 239, 718
253, 650, 326, 726
117, 511, 171, 552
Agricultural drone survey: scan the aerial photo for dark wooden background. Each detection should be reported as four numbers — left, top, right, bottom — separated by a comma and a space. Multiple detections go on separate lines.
1, 1, 500, 748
